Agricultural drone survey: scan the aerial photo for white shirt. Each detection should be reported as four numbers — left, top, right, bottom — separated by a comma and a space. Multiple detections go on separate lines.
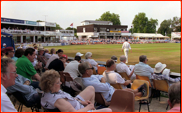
122, 41, 131, 50
44, 53, 51, 59
116, 62, 136, 80
85, 59, 98, 70
103, 71, 127, 89
64, 61, 81, 79
1, 84, 17, 112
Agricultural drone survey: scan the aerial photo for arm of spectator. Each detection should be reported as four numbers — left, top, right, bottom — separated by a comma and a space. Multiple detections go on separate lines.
33, 73, 41, 81
123, 80, 131, 86
164, 75, 181, 83
100, 77, 106, 83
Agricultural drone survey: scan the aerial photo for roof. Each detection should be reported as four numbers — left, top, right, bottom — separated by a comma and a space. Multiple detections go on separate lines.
81, 20, 112, 24
132, 33, 169, 38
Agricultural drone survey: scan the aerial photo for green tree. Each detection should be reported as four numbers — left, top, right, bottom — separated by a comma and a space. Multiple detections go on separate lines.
36, 20, 44, 22
171, 17, 181, 32
132, 13, 158, 33
146, 18, 158, 33
96, 11, 121, 25
66, 27, 77, 37
55, 23, 63, 30
132, 13, 148, 33
157, 19, 172, 36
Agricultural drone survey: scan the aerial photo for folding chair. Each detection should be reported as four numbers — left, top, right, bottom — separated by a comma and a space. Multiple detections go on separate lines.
152, 79, 169, 110
93, 68, 97, 75
109, 89, 135, 112
12, 91, 39, 112
131, 79, 150, 112
110, 83, 123, 89
95, 92, 110, 107
97, 66, 106, 75
119, 72, 130, 80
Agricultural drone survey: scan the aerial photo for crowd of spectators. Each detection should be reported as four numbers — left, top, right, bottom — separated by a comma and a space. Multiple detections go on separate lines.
1, 44, 181, 112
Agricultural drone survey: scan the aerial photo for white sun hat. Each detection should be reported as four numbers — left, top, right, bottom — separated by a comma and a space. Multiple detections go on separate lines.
3, 43, 6, 46
162, 68, 170, 76
154, 62, 166, 73
76, 52, 84, 56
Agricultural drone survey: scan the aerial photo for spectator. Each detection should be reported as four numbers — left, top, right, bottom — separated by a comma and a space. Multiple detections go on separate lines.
16, 48, 41, 88
151, 62, 180, 86
48, 57, 64, 72
134, 55, 154, 79
116, 55, 136, 80
39, 69, 112, 112
76, 52, 84, 57
167, 82, 180, 112
34, 45, 38, 55
7, 74, 42, 110
1, 58, 18, 112
44, 49, 51, 59
45, 49, 63, 68
12, 48, 24, 62
85, 52, 98, 73
79, 62, 148, 102
64, 56, 82, 79
37, 47, 47, 66
111, 55, 117, 63
3, 43, 6, 48
1, 48, 6, 58
3, 47, 14, 58
60, 54, 68, 67
50, 48, 56, 55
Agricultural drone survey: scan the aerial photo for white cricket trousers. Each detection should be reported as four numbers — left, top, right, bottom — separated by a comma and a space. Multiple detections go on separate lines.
124, 49, 129, 63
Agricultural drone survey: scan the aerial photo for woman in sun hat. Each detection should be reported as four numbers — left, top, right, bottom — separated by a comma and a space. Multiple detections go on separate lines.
151, 62, 180, 86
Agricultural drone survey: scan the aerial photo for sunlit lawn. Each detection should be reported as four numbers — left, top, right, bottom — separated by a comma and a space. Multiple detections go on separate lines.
44, 43, 181, 73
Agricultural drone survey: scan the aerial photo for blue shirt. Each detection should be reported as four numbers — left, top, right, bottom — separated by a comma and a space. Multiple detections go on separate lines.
134, 62, 154, 79
7, 74, 37, 101
82, 75, 115, 102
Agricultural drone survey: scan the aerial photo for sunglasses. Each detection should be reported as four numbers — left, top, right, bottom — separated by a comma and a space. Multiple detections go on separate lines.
86, 67, 94, 70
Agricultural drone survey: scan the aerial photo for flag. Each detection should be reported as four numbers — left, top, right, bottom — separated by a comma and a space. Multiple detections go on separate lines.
70, 23, 73, 28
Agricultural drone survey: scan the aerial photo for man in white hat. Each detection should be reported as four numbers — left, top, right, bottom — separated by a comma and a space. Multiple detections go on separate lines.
3, 43, 6, 48
151, 62, 180, 86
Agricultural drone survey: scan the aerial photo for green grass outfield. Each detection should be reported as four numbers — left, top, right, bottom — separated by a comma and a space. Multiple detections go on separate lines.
44, 43, 181, 73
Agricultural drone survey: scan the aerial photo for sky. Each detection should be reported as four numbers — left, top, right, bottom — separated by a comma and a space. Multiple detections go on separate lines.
1, 1, 181, 30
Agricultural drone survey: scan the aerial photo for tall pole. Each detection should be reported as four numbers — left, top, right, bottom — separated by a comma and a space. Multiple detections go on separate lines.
43, 15, 48, 32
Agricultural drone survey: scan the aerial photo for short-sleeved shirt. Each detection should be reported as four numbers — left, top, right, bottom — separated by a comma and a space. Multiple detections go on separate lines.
16, 55, 37, 81
48, 59, 64, 72
85, 59, 98, 70
103, 71, 127, 89
41, 90, 84, 110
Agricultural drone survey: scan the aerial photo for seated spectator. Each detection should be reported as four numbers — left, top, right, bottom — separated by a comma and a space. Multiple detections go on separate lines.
48, 56, 65, 72
3, 43, 6, 48
44, 49, 51, 59
85, 52, 98, 73
12, 48, 25, 62
40, 70, 112, 112
79, 62, 148, 102
34, 45, 38, 55
151, 62, 180, 86
134, 55, 154, 79
111, 55, 117, 63
60, 54, 68, 67
1, 48, 6, 58
64, 56, 82, 80
76, 52, 84, 63
1, 58, 18, 112
116, 55, 136, 80
7, 74, 41, 110
167, 82, 180, 112
46, 49, 63, 68
50, 48, 56, 55
76, 52, 84, 57
37, 47, 47, 67
3, 47, 14, 58
16, 48, 41, 89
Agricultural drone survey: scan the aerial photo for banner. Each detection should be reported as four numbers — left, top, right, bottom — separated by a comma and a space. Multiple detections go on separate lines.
1, 18, 24, 24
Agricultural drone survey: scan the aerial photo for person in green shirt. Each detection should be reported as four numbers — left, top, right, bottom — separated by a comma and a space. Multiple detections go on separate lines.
16, 48, 41, 89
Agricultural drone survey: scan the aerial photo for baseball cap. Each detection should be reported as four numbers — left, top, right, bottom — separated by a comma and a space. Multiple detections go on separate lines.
76, 52, 84, 56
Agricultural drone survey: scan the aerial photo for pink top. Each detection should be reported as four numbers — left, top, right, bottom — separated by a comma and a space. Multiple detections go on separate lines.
167, 106, 180, 112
